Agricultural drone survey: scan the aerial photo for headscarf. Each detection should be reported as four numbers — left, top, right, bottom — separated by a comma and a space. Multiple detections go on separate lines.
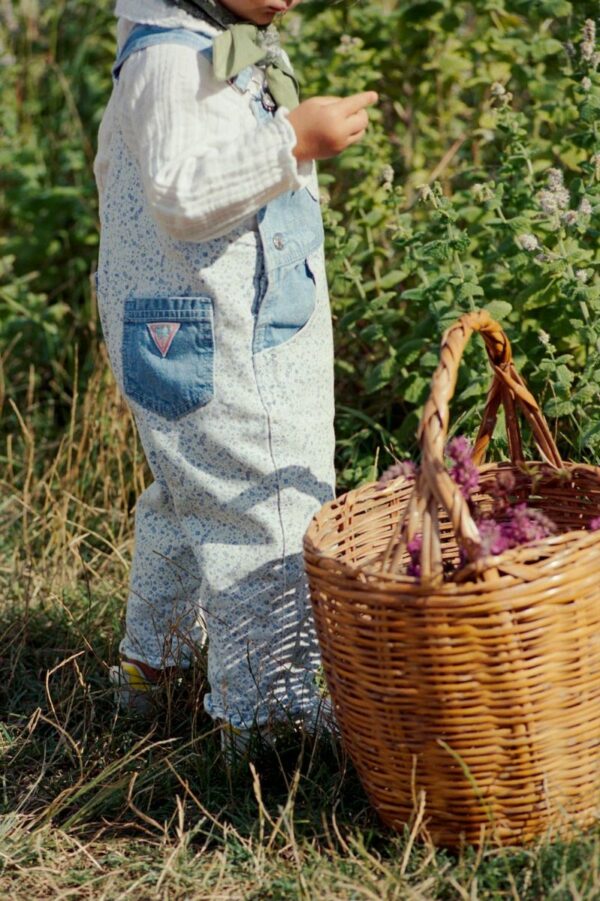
165, 0, 300, 109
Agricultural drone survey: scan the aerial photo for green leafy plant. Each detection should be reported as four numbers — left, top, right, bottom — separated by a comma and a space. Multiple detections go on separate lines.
288, 0, 600, 484
0, 0, 598, 486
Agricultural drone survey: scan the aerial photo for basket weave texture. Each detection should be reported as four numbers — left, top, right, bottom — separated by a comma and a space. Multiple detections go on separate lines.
304, 311, 600, 846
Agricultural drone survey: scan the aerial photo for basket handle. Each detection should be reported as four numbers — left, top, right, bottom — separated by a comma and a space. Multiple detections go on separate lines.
384, 310, 563, 579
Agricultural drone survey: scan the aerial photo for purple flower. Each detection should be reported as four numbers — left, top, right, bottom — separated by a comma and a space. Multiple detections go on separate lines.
407, 533, 422, 578
475, 504, 556, 559
589, 516, 600, 531
378, 460, 418, 487
477, 519, 511, 556
446, 437, 480, 499
490, 469, 517, 513
446, 436, 472, 462
505, 504, 556, 545
495, 470, 516, 495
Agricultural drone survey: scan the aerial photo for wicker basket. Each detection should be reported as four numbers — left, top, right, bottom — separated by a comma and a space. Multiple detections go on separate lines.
304, 310, 600, 846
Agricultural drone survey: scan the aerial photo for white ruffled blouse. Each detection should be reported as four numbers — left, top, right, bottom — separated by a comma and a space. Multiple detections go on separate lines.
93, 0, 312, 243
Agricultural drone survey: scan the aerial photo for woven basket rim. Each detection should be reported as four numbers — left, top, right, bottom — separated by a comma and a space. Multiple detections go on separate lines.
304, 458, 600, 597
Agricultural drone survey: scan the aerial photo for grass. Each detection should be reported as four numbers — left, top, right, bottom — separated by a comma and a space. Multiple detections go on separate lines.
2, 358, 600, 900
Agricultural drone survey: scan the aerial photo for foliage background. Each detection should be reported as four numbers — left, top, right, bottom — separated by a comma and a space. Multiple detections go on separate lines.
1, 0, 599, 485
1, 1, 600, 896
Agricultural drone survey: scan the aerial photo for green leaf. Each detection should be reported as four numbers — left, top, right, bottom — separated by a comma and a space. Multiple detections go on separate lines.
400, 288, 427, 302
457, 282, 484, 302
484, 301, 513, 321
397, 338, 426, 366
530, 38, 564, 61
377, 269, 409, 290
402, 374, 430, 405
580, 95, 600, 123
536, 0, 572, 16
581, 421, 600, 448
555, 364, 575, 387
544, 398, 575, 417
364, 355, 397, 394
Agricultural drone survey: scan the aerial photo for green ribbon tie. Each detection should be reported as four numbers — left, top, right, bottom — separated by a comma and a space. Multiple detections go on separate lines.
212, 23, 300, 110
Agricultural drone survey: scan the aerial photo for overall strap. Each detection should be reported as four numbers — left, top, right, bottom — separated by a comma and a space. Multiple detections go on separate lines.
112, 23, 214, 82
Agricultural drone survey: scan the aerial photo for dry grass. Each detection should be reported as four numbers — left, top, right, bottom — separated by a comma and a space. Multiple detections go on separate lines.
2, 358, 600, 899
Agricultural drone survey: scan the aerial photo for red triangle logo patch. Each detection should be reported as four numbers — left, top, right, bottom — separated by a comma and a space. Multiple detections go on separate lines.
147, 322, 180, 357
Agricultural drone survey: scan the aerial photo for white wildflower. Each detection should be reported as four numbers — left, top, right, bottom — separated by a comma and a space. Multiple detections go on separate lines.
562, 210, 578, 226
581, 20, 597, 63
539, 330, 551, 346
582, 42, 595, 62
579, 197, 593, 216
582, 76, 592, 91
473, 182, 495, 202
417, 184, 434, 203
540, 168, 571, 210
556, 185, 570, 209
583, 19, 596, 46
491, 82, 506, 97
517, 233, 539, 252
538, 172, 570, 213
547, 168, 563, 190
538, 190, 559, 215
338, 34, 361, 53
380, 165, 394, 187
576, 269, 591, 284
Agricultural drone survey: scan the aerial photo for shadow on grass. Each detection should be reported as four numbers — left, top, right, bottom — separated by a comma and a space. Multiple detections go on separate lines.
3, 594, 600, 899
0, 592, 378, 851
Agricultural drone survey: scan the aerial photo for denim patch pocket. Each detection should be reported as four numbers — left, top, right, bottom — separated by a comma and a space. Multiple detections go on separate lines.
122, 296, 214, 420
253, 258, 317, 353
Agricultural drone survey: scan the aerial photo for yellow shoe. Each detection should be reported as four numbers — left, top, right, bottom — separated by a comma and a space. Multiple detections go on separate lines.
219, 721, 278, 763
219, 722, 252, 760
109, 661, 158, 715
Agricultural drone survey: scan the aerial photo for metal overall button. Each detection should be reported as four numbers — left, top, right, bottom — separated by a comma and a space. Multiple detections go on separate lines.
273, 232, 285, 250
261, 88, 277, 112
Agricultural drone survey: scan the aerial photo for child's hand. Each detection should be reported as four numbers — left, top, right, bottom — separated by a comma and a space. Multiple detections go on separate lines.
288, 92, 379, 162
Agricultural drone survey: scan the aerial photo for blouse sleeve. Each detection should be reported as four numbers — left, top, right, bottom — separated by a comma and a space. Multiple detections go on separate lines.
116, 43, 311, 242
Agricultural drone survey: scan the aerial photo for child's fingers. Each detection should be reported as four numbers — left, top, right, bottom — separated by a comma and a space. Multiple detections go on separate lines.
337, 91, 379, 116
311, 96, 343, 107
345, 128, 367, 147
346, 109, 370, 135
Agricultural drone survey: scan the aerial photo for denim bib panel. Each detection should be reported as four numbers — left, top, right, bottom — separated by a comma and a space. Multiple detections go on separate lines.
250, 89, 324, 353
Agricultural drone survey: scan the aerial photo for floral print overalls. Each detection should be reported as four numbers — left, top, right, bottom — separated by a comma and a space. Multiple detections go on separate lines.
96, 24, 335, 729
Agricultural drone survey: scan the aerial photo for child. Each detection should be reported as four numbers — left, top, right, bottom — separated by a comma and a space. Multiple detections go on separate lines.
93, 0, 377, 752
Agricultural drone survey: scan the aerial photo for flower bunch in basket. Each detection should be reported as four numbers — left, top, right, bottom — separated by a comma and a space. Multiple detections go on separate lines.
377, 436, 576, 579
